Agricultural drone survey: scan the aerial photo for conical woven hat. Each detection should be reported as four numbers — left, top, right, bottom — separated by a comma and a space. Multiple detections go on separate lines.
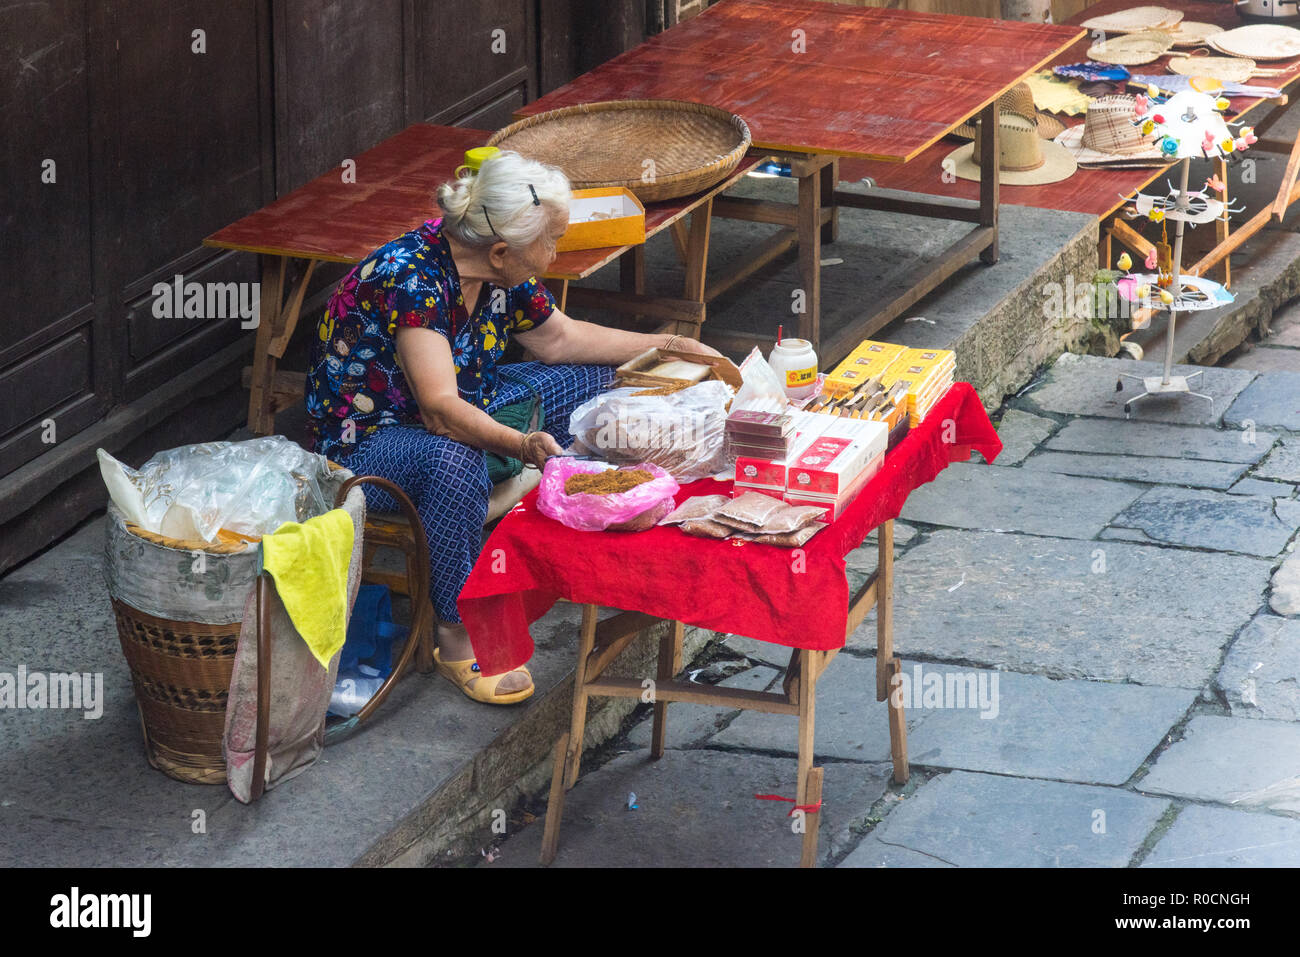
951, 82, 1065, 141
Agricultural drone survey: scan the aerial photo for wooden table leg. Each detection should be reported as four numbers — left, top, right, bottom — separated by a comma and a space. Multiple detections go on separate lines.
669, 219, 689, 265
796, 647, 820, 866
247, 255, 286, 435
650, 620, 684, 759
887, 656, 910, 784
978, 100, 1000, 265
875, 519, 894, 702
539, 732, 570, 865
799, 766, 824, 868
820, 157, 839, 245
558, 278, 569, 312
682, 198, 713, 339
622, 246, 646, 294
796, 163, 822, 348
563, 603, 600, 789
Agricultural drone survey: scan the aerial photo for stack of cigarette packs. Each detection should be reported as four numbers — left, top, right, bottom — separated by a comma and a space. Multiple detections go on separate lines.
822, 341, 955, 428
726, 407, 796, 459
733, 411, 887, 521
879, 348, 955, 427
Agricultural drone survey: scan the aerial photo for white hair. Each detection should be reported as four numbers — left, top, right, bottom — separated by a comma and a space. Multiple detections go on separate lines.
437, 150, 570, 249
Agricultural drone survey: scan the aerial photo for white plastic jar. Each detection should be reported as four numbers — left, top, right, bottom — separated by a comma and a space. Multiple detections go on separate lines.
768, 338, 819, 401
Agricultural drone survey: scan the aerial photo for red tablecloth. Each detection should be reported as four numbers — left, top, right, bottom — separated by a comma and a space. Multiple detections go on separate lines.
460, 382, 1001, 675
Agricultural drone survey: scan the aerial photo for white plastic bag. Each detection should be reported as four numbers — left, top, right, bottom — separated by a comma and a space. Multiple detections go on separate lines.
98, 436, 333, 542
731, 347, 791, 412
568, 379, 733, 482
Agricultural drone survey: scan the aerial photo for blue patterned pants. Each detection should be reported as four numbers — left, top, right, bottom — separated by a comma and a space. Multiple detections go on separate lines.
340, 362, 615, 623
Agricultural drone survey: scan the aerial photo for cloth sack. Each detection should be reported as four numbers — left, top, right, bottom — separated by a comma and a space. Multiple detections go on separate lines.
223, 485, 366, 803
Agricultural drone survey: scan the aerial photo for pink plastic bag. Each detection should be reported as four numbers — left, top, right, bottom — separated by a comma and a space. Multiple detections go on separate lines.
537, 458, 679, 532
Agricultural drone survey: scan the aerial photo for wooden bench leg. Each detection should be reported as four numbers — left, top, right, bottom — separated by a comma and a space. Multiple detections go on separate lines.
563, 604, 600, 789
650, 620, 684, 759
539, 732, 570, 866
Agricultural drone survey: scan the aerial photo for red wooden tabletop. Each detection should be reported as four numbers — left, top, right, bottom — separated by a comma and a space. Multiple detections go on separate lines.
843, 0, 1300, 218
204, 122, 760, 280
517, 0, 1084, 162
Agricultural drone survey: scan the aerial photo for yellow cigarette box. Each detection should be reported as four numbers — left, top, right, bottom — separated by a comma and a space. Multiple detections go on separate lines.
825, 340, 907, 395
556, 188, 646, 252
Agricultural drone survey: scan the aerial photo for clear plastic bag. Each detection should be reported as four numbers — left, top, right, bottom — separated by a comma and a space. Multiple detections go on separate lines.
537, 458, 680, 532
97, 436, 333, 542
568, 379, 733, 482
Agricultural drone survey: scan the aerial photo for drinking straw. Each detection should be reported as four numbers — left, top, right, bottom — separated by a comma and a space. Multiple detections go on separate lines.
777, 324, 783, 346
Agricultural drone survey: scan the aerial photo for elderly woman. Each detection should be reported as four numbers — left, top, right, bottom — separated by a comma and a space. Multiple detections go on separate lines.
306, 150, 721, 704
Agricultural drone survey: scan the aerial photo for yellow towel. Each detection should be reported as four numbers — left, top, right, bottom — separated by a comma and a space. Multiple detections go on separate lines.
260, 509, 355, 668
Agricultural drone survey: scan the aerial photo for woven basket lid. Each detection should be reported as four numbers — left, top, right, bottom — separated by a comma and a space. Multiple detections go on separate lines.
1167, 54, 1257, 83
951, 82, 1065, 140
487, 100, 751, 204
1208, 23, 1300, 61
1081, 6, 1182, 34
1087, 30, 1174, 66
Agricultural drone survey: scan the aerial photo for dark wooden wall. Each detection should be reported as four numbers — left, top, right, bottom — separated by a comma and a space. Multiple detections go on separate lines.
0, 0, 645, 574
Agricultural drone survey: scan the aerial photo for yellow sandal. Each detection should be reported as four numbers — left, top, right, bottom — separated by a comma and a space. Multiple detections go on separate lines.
433, 648, 535, 705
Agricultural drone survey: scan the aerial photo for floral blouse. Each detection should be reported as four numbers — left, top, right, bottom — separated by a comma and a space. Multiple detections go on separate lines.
305, 219, 556, 459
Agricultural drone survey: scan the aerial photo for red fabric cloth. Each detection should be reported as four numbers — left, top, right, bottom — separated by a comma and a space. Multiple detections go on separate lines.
460, 382, 1001, 675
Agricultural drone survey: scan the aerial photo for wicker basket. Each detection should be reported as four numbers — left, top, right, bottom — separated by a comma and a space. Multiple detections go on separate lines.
106, 461, 353, 785
108, 526, 260, 784
487, 100, 752, 204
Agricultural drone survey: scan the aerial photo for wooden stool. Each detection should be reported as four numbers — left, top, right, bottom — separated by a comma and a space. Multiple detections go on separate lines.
356, 469, 544, 677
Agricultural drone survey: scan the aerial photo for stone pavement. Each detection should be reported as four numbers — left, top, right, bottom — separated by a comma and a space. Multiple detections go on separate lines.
486, 352, 1300, 868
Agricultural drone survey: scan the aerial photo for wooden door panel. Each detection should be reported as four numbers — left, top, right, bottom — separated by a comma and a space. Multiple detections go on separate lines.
274, 0, 408, 194
0, 0, 94, 349
112, 0, 265, 288
0, 328, 92, 437
416, 1, 530, 120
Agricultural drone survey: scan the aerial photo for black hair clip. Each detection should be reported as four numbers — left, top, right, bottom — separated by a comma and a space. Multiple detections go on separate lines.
528, 183, 540, 206
482, 204, 497, 237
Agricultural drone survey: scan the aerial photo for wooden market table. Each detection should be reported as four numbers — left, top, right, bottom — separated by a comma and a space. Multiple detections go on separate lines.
848, 0, 1300, 294
204, 123, 760, 435
458, 382, 1002, 867
517, 0, 1085, 367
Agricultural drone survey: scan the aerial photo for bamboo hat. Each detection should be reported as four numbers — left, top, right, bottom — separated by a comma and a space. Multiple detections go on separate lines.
943, 113, 1077, 186
951, 82, 1065, 141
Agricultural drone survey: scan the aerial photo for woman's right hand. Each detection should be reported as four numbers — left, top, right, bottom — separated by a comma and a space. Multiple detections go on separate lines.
519, 430, 564, 470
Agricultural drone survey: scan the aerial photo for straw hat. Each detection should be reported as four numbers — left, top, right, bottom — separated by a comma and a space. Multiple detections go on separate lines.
951, 82, 1065, 141
1054, 95, 1172, 168
943, 113, 1077, 186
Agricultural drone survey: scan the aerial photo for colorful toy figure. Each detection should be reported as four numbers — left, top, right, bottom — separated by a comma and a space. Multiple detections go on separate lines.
1206, 175, 1226, 194
1145, 247, 1158, 270
1134, 94, 1150, 115
1117, 252, 1133, 271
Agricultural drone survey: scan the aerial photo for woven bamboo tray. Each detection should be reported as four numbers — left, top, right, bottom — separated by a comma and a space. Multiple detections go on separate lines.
488, 100, 752, 204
